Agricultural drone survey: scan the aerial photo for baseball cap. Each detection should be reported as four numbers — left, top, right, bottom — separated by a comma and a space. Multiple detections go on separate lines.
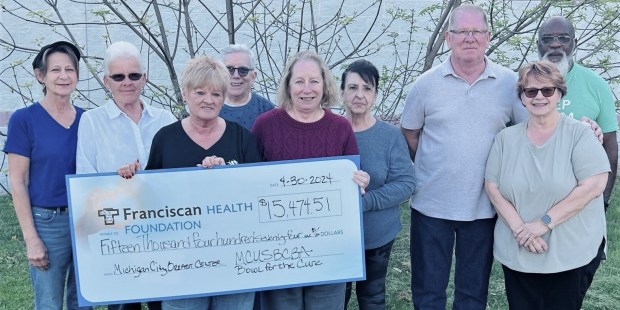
32, 41, 81, 70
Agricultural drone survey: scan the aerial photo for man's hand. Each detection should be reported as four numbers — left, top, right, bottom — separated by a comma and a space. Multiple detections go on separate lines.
580, 116, 603, 143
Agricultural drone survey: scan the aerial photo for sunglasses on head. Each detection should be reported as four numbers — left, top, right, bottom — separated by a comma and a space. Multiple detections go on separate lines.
109, 73, 143, 82
226, 66, 253, 77
523, 87, 557, 98
540, 35, 572, 44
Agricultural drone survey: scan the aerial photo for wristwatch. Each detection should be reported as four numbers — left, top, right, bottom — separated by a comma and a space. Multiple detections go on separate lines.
541, 214, 554, 230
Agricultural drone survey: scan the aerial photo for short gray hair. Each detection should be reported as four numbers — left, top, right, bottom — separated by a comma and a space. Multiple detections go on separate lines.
104, 41, 144, 75
448, 4, 489, 31
220, 44, 255, 68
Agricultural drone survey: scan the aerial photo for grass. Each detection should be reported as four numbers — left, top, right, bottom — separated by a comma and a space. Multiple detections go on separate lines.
1, 181, 619, 309
0, 195, 33, 310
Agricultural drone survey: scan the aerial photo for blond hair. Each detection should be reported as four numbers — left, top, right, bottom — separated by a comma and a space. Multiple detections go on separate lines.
181, 55, 230, 94
276, 51, 340, 109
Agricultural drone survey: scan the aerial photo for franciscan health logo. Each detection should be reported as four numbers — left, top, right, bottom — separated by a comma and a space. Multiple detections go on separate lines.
98, 208, 120, 225
98, 206, 203, 225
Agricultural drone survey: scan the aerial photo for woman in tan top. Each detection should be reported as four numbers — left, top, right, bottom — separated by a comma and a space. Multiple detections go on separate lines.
484, 61, 609, 309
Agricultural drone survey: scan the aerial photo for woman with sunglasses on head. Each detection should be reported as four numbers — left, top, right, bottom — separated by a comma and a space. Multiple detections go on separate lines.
341, 59, 415, 310
484, 61, 609, 310
4, 41, 92, 309
76, 41, 176, 310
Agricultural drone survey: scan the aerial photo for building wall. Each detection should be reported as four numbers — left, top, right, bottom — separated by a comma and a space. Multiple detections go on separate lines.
0, 1, 618, 194
1, 0, 618, 115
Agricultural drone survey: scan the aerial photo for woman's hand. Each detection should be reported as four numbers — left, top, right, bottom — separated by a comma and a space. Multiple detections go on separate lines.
198, 155, 225, 168
524, 236, 548, 254
352, 170, 370, 194
515, 220, 549, 247
25, 236, 48, 270
117, 160, 141, 179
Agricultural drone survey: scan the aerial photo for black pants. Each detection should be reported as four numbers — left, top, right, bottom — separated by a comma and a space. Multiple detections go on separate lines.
345, 239, 395, 310
502, 239, 604, 310
580, 238, 606, 301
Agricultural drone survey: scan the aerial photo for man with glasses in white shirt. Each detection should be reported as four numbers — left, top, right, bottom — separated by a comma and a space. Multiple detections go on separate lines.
219, 44, 274, 129
400, 4, 527, 309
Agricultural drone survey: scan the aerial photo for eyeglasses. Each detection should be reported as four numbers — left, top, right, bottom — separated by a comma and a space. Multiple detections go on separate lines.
109, 73, 143, 82
449, 29, 488, 37
226, 66, 253, 77
539, 35, 573, 45
522, 87, 557, 98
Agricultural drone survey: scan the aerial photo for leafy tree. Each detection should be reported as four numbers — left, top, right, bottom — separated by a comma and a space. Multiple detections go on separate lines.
1, 0, 618, 121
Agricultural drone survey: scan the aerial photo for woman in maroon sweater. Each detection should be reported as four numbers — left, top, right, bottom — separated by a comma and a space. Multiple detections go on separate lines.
252, 51, 369, 310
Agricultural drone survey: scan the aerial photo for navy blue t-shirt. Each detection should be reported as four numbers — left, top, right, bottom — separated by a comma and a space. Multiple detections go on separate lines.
3, 102, 84, 206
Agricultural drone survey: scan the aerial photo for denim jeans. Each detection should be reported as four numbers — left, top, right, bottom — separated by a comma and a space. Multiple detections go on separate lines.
345, 239, 395, 310
260, 283, 345, 310
30, 207, 91, 310
409, 209, 495, 310
162, 292, 254, 310
107, 301, 160, 309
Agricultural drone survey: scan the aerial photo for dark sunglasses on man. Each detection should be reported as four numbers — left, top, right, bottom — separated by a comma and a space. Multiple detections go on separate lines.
539, 35, 573, 44
109, 73, 143, 82
226, 66, 253, 77
522, 87, 557, 98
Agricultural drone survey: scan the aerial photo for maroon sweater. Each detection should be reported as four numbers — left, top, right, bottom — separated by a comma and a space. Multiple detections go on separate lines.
251, 108, 358, 161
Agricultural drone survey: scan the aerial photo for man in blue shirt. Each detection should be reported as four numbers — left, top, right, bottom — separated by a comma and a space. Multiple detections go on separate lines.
219, 44, 274, 129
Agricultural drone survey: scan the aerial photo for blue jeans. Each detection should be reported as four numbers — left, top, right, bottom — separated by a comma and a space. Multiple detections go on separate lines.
30, 207, 91, 310
409, 209, 495, 310
260, 283, 345, 310
345, 239, 395, 310
162, 292, 254, 310
107, 301, 160, 309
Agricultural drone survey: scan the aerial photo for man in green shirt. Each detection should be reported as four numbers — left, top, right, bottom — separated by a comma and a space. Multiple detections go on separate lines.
538, 16, 618, 211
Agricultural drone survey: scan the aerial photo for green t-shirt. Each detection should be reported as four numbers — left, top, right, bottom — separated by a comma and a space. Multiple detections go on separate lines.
559, 63, 619, 133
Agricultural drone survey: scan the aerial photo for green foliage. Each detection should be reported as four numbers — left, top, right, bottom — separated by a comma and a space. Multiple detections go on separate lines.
0, 196, 33, 309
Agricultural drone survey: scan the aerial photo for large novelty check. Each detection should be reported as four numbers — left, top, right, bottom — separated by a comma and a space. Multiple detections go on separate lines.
66, 156, 365, 306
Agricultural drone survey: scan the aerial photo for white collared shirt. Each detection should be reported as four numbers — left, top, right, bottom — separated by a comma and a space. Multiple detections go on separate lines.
76, 100, 177, 173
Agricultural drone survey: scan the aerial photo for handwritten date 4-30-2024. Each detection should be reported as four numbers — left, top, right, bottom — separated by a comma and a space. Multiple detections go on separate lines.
279, 173, 333, 187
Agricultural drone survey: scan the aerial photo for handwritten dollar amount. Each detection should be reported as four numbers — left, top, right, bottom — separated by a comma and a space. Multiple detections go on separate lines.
258, 190, 342, 221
